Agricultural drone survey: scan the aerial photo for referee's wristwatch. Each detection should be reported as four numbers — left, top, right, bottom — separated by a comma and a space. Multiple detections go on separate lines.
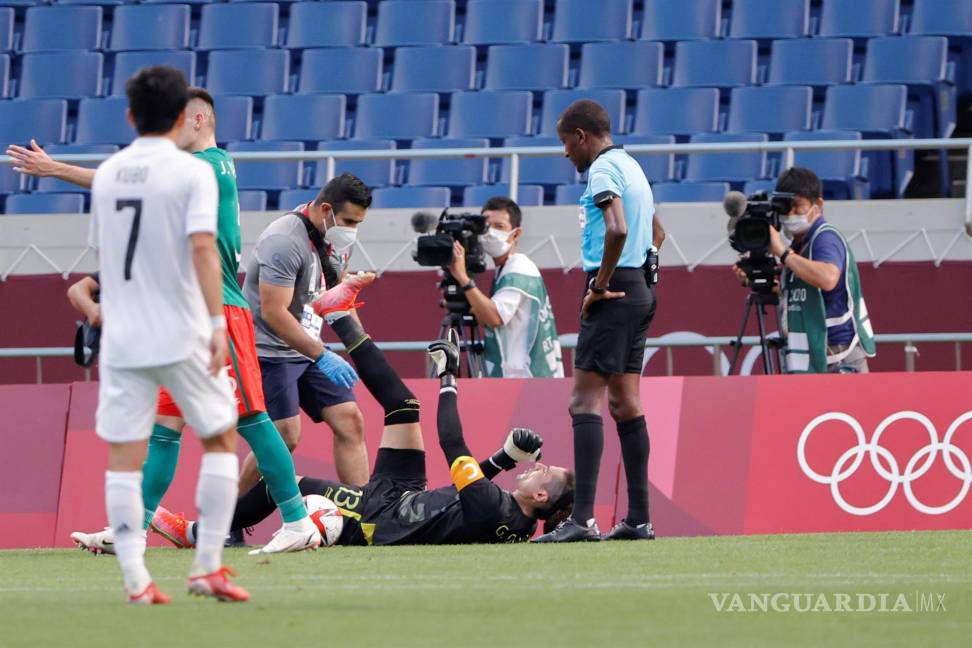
588, 277, 607, 295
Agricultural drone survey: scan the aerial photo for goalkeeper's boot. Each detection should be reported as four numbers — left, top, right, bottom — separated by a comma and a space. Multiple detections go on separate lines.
70, 527, 116, 555
248, 520, 321, 555
602, 520, 655, 541
188, 566, 249, 603
532, 517, 601, 543
311, 271, 375, 318
428, 329, 461, 378
128, 582, 171, 605
150, 506, 194, 548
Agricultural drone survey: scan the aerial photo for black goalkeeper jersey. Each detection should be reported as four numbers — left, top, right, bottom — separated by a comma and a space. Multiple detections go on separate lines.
313, 468, 538, 546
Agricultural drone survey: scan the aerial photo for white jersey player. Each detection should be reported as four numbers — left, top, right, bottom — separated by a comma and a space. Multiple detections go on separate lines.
89, 66, 247, 604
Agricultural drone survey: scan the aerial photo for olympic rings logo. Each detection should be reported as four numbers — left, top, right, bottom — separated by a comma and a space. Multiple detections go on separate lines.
797, 411, 972, 516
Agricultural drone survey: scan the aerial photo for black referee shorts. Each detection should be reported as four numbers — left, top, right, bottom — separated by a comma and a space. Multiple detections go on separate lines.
575, 268, 656, 375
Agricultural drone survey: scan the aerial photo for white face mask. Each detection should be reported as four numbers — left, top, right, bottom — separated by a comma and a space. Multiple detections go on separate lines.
482, 227, 514, 258
781, 208, 814, 238
324, 213, 357, 255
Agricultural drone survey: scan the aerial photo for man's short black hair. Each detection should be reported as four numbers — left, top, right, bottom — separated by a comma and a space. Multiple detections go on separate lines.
557, 99, 612, 137
125, 66, 188, 136
776, 166, 822, 202
315, 172, 372, 212
481, 196, 522, 229
187, 86, 214, 109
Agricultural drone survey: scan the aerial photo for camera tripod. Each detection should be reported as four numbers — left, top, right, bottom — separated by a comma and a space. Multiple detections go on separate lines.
431, 273, 486, 378
728, 289, 788, 376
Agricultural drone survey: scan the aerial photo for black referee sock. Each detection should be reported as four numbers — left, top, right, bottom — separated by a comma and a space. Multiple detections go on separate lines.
230, 480, 276, 531
330, 315, 420, 425
618, 415, 650, 526
571, 413, 604, 525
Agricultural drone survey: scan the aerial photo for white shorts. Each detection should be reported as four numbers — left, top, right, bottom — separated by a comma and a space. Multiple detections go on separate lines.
96, 340, 237, 443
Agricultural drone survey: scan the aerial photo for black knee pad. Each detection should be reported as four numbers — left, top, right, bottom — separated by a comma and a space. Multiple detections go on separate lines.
385, 387, 420, 425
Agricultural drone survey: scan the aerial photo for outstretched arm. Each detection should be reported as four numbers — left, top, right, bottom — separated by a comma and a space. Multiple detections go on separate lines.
6, 140, 96, 189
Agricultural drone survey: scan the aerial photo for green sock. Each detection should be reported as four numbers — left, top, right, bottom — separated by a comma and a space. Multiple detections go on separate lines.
141, 424, 182, 529
238, 412, 307, 523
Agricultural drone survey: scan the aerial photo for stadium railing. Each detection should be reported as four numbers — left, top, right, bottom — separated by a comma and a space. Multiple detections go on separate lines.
3, 137, 971, 233
3, 332, 972, 384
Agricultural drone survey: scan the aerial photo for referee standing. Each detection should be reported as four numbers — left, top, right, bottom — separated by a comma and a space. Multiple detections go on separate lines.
535, 100, 659, 542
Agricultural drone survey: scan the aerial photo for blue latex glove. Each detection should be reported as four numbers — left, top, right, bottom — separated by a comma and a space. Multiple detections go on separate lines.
315, 350, 358, 389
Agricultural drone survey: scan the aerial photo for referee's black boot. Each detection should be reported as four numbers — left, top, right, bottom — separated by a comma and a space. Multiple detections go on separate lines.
532, 518, 601, 543
602, 520, 655, 541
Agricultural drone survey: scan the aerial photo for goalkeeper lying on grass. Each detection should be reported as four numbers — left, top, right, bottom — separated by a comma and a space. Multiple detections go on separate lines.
148, 324, 575, 547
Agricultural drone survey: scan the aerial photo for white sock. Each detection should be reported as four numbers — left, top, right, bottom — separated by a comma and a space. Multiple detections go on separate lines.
192, 452, 238, 575
105, 471, 151, 595
283, 516, 316, 534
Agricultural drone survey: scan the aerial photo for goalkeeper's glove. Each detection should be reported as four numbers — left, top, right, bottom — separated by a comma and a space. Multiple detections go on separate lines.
487, 428, 543, 472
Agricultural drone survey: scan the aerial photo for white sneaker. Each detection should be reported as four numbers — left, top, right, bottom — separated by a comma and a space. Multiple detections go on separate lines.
247, 523, 321, 555
71, 527, 116, 555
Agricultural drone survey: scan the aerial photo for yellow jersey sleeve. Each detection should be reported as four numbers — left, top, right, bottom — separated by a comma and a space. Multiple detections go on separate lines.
450, 456, 485, 492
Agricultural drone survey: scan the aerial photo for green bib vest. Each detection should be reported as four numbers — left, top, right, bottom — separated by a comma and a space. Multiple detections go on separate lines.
783, 223, 875, 373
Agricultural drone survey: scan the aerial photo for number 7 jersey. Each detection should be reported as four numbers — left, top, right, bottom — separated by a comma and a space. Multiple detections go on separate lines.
88, 137, 219, 369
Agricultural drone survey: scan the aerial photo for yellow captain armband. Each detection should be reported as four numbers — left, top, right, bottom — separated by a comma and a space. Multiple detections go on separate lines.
450, 456, 484, 492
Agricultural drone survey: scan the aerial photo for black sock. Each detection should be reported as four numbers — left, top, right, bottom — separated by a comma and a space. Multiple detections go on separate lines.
571, 413, 603, 525
331, 315, 419, 425
618, 415, 650, 526
230, 480, 276, 531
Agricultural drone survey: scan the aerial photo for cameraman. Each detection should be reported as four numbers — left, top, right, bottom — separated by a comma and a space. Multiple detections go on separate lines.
446, 197, 564, 378
755, 167, 876, 373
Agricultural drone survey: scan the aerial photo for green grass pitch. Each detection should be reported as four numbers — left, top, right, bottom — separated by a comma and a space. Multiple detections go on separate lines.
1, 531, 970, 647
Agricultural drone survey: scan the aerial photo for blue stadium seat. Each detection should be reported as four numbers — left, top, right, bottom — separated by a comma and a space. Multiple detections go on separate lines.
0, 8, 13, 52
227, 141, 304, 191
0, 54, 8, 98
408, 137, 489, 187
910, 0, 972, 36
22, 6, 102, 52
238, 190, 268, 211
729, 0, 809, 40
286, 2, 367, 48
784, 130, 869, 200
684, 133, 768, 186
374, 0, 454, 47
640, 0, 721, 41
371, 186, 451, 209
539, 89, 626, 136
484, 44, 569, 91
448, 91, 533, 139
298, 48, 383, 95
54, 0, 126, 6
0, 164, 23, 197
75, 97, 135, 145
260, 94, 346, 142
19, 52, 102, 99
553, 183, 586, 205
673, 40, 758, 88
462, 0, 542, 45
614, 134, 676, 183
142, 0, 215, 5
819, 0, 899, 38
111, 51, 196, 96
109, 5, 190, 51
214, 95, 253, 142
5, 193, 85, 214
822, 84, 912, 197
862, 36, 955, 138
316, 139, 397, 189
355, 92, 439, 140
500, 136, 575, 186
197, 3, 278, 50
633, 88, 720, 137
0, 99, 67, 145
391, 45, 476, 93
463, 184, 543, 207
278, 188, 320, 209
767, 38, 853, 87
551, 0, 632, 43
578, 41, 664, 90
206, 49, 289, 96
652, 181, 730, 203
727, 86, 813, 137
36, 144, 118, 193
